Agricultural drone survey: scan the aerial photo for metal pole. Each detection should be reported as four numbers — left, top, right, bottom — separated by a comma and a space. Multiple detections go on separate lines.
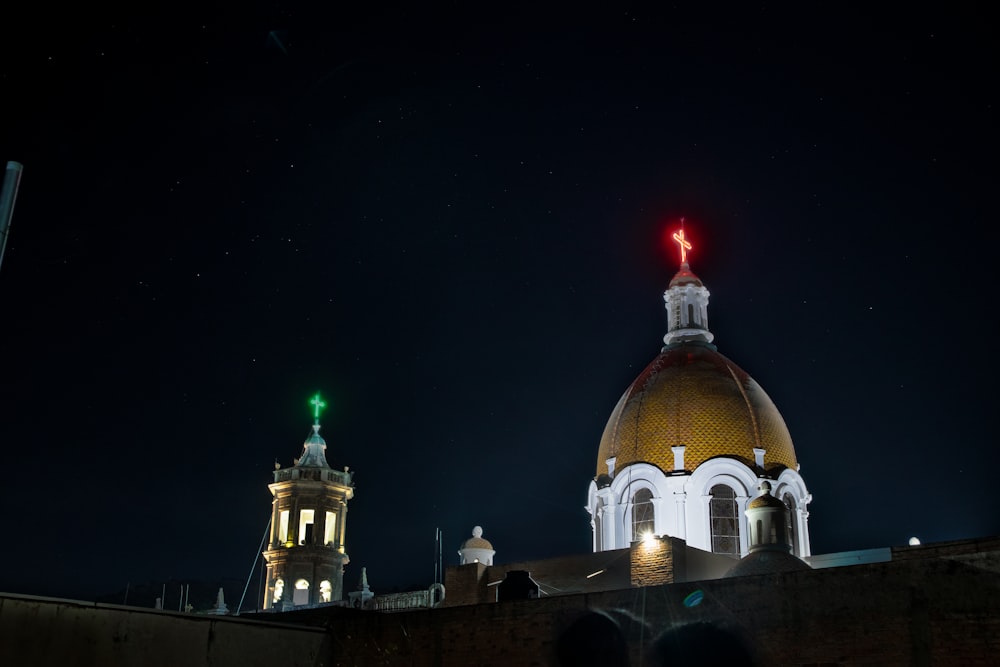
236, 515, 272, 616
0, 161, 24, 272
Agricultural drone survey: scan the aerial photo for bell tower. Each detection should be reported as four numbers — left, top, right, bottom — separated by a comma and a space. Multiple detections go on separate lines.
262, 393, 354, 609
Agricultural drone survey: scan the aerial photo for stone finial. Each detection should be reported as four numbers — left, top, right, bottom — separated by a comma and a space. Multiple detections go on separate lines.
210, 587, 229, 615
348, 566, 374, 608
472, 526, 483, 538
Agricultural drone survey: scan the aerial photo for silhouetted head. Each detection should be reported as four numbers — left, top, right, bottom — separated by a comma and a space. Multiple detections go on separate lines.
556, 609, 631, 667
647, 621, 755, 666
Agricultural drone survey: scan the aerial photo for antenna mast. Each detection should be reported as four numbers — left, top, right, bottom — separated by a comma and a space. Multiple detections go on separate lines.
433, 527, 443, 585
0, 161, 24, 273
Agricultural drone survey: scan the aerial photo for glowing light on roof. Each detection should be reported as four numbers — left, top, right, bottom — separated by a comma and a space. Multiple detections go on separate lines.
642, 531, 656, 546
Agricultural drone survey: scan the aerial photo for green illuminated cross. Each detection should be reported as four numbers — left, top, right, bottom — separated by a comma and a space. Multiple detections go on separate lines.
310, 393, 327, 424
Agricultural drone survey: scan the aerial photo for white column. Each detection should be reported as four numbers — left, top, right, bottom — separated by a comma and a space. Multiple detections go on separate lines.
652, 496, 669, 537
270, 501, 280, 546
685, 494, 713, 553
671, 446, 686, 471
604, 495, 619, 549
673, 492, 687, 540
737, 494, 750, 556
797, 509, 812, 557
338, 503, 348, 551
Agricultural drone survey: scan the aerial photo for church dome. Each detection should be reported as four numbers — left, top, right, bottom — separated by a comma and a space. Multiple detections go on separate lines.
668, 262, 703, 288
596, 342, 797, 477
295, 424, 331, 468
460, 526, 494, 550
748, 489, 787, 510
458, 526, 496, 566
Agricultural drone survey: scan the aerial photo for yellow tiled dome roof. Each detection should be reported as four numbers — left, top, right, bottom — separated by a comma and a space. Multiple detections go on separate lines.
462, 537, 494, 549
597, 342, 797, 477
748, 482, 786, 510
460, 526, 494, 550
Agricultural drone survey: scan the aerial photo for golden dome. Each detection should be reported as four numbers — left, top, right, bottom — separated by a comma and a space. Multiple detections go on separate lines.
597, 342, 797, 477
462, 537, 494, 549
460, 526, 494, 550
748, 492, 787, 510
747, 481, 786, 510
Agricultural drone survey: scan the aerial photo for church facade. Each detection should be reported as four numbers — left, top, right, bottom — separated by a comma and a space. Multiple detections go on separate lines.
587, 229, 812, 559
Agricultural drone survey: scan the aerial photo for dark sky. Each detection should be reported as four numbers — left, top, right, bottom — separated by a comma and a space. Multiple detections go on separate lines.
1, 5, 997, 604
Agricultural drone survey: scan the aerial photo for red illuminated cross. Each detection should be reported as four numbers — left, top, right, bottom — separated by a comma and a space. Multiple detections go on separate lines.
672, 224, 692, 265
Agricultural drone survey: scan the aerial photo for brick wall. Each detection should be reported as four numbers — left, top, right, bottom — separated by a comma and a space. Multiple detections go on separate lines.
629, 535, 674, 587
443, 550, 633, 606
321, 552, 1000, 666
4, 537, 1000, 666
443, 537, 734, 606
440, 562, 487, 607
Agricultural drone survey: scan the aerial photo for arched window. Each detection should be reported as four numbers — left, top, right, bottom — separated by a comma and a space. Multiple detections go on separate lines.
709, 485, 740, 557
688, 303, 695, 326
783, 492, 799, 554
272, 578, 285, 604
293, 578, 310, 606
319, 580, 332, 603
631, 488, 655, 541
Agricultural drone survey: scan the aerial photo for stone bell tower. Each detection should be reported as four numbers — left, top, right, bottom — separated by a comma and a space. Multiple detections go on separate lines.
262, 393, 354, 609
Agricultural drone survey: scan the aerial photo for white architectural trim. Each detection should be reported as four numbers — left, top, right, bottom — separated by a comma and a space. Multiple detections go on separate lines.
686, 458, 759, 499
663, 281, 715, 345
613, 464, 664, 545
772, 468, 813, 557
671, 445, 686, 471
586, 457, 811, 558
685, 459, 757, 556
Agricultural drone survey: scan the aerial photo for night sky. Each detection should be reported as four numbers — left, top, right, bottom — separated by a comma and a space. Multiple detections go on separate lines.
1, 5, 997, 606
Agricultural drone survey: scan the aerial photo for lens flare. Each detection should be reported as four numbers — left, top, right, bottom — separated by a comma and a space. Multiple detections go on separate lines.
683, 589, 704, 607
